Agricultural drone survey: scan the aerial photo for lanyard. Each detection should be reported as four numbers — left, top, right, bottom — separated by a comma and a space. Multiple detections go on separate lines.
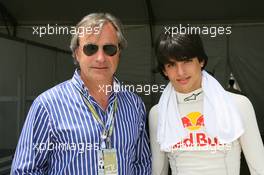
82, 95, 118, 149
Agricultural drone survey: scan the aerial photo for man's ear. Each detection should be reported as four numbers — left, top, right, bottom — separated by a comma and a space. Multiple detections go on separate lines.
75, 49, 80, 62
163, 69, 168, 76
200, 60, 205, 68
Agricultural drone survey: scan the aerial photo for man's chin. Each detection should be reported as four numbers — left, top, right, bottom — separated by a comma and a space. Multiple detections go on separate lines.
175, 85, 193, 93
94, 74, 113, 82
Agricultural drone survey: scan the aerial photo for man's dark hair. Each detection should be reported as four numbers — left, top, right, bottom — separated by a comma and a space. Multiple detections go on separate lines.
155, 32, 208, 79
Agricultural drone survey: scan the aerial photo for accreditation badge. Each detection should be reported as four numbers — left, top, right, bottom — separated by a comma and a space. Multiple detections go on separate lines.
97, 149, 118, 175
98, 150, 105, 175
103, 149, 118, 175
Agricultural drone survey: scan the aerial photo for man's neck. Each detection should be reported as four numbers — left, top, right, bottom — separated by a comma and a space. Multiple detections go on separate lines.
81, 74, 113, 111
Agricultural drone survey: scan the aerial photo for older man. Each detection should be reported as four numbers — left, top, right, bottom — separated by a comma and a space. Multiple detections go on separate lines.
11, 13, 151, 175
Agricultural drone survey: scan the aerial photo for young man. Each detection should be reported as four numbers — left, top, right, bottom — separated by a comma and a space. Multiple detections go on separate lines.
11, 13, 151, 175
149, 33, 264, 175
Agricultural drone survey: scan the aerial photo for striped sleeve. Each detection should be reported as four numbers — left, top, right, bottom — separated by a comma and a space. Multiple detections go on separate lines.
11, 98, 51, 174
134, 98, 152, 175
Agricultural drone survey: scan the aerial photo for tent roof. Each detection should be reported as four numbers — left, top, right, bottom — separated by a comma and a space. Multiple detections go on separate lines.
1, 0, 264, 25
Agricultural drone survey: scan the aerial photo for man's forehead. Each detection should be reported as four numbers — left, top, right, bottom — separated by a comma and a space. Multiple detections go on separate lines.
79, 22, 118, 42
167, 57, 195, 63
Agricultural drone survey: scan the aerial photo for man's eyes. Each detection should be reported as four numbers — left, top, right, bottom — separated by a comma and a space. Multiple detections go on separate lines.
166, 59, 193, 67
166, 63, 175, 67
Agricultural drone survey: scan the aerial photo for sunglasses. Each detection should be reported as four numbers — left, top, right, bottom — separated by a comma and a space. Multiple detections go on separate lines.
82, 44, 119, 56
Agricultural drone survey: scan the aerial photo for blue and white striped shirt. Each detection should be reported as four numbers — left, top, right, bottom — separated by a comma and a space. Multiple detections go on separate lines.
11, 69, 151, 175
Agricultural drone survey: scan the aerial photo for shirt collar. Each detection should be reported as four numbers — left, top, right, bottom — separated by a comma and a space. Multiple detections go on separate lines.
71, 69, 89, 96
71, 68, 119, 103
176, 88, 203, 103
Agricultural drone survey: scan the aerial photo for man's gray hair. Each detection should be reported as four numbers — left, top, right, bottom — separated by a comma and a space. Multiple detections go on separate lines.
70, 13, 127, 67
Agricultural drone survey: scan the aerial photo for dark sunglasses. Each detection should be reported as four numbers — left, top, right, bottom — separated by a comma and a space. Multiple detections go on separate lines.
83, 44, 119, 56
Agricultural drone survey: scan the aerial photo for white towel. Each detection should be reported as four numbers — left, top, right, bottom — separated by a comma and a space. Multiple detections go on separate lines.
157, 70, 244, 152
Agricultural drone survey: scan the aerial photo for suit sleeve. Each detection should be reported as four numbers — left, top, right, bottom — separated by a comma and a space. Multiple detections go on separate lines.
238, 96, 264, 175
149, 105, 169, 175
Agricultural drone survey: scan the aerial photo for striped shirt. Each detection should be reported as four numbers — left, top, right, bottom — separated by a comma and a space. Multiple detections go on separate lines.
11, 69, 151, 175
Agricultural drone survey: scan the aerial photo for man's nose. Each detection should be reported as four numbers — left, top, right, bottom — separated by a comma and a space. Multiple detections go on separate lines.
176, 63, 185, 76
95, 48, 106, 63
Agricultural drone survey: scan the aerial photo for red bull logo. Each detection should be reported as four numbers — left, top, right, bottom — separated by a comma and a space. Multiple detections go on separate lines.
172, 112, 226, 151
181, 112, 204, 131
